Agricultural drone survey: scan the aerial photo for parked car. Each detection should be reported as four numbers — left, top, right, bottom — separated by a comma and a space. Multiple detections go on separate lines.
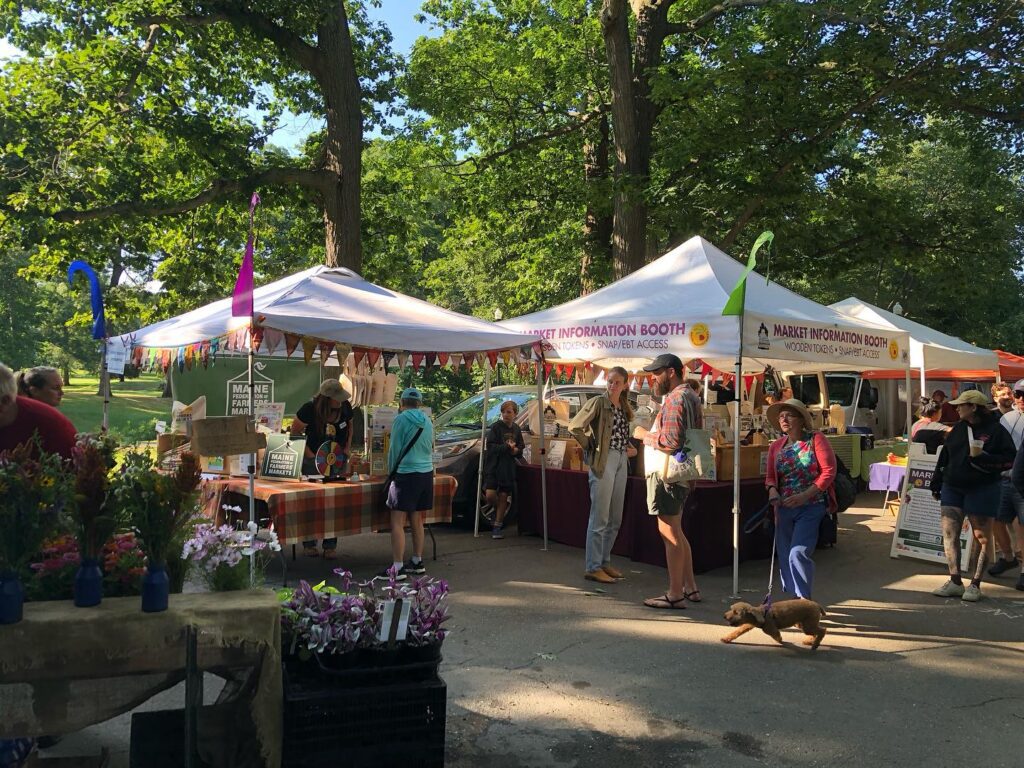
434, 384, 641, 526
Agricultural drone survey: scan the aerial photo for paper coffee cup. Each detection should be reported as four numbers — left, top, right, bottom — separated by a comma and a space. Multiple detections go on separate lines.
969, 439, 983, 457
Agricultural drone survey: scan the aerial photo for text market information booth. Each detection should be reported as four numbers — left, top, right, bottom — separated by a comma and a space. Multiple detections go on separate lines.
501, 236, 912, 594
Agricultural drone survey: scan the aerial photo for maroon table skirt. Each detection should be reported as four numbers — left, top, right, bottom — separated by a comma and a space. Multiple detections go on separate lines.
516, 465, 772, 574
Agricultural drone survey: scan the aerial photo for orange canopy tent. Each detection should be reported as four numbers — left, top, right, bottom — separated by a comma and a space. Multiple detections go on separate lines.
861, 349, 1024, 381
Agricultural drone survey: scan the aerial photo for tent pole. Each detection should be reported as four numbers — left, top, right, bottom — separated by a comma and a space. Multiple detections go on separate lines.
474, 366, 492, 538
538, 361, 548, 551
918, 365, 926, 406
101, 338, 110, 433
732, 348, 742, 599
849, 377, 863, 428
247, 325, 256, 586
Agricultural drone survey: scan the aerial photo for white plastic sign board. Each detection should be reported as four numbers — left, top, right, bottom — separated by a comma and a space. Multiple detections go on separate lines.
106, 340, 128, 376
890, 451, 970, 569
376, 598, 411, 644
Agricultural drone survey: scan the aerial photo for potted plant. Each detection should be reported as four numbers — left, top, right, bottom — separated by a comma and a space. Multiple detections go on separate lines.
67, 434, 119, 607
0, 442, 69, 623
114, 450, 202, 612
182, 516, 282, 592
280, 567, 450, 680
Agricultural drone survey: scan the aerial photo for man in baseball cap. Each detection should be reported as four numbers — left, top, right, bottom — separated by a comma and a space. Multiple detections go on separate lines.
634, 352, 704, 608
989, 379, 1024, 588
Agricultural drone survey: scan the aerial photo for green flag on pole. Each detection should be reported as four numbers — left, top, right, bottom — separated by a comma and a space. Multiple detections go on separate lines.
722, 231, 774, 317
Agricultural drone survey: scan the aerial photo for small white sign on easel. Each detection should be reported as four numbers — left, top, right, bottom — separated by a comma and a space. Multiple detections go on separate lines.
376, 598, 412, 644
106, 340, 128, 376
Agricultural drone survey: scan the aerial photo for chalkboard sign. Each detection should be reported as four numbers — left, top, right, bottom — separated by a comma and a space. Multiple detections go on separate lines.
259, 434, 305, 481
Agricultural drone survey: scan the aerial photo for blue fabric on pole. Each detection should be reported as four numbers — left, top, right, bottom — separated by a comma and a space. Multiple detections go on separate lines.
67, 260, 106, 339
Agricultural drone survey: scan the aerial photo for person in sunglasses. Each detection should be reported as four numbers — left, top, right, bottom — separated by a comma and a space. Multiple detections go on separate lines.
988, 380, 1024, 586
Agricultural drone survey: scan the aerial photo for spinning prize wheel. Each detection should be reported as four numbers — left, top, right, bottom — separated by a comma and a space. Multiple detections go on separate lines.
315, 440, 348, 479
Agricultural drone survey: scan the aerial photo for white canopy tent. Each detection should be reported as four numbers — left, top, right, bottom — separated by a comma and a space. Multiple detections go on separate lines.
120, 266, 548, 552
828, 297, 999, 391
123, 266, 538, 354
501, 237, 912, 373
502, 236, 913, 595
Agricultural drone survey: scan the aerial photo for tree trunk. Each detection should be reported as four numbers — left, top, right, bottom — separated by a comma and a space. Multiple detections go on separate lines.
581, 110, 613, 294
318, 4, 364, 272
600, 0, 669, 278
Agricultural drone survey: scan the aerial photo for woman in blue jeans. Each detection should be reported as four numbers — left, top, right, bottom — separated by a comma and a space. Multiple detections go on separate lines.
764, 399, 837, 599
569, 367, 637, 584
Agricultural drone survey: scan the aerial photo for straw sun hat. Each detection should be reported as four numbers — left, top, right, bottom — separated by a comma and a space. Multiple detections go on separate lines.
766, 398, 814, 428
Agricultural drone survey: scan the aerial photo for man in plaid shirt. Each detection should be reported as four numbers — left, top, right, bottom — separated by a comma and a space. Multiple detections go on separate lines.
633, 353, 703, 610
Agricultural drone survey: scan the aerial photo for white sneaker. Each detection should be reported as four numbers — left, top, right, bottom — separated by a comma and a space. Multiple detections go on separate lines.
931, 579, 965, 598
961, 584, 982, 602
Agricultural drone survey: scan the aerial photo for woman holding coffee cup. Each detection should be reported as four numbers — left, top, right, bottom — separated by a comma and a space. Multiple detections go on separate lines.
929, 390, 1017, 602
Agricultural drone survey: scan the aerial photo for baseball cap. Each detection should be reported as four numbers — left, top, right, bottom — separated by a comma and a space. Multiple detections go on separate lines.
947, 390, 989, 406
318, 378, 350, 402
642, 353, 683, 373
401, 387, 423, 401
1013, 379, 1024, 395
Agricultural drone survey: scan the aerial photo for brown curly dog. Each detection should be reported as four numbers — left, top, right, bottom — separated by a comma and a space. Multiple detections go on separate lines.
722, 599, 827, 650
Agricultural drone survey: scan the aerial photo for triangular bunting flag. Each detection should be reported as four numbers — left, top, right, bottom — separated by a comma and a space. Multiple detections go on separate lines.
411, 352, 425, 369
319, 341, 336, 363
397, 352, 409, 369
210, 338, 219, 363
501, 350, 511, 365
184, 346, 193, 371
251, 327, 264, 353
334, 344, 352, 366
381, 351, 396, 370
462, 353, 474, 370
367, 349, 381, 370
284, 333, 300, 358
544, 362, 553, 379
353, 347, 367, 368
437, 352, 450, 368
424, 352, 437, 368
201, 342, 210, 369
486, 351, 499, 369
302, 337, 317, 365
263, 328, 282, 355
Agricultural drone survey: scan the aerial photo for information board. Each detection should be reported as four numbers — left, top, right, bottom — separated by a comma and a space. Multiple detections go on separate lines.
170, 358, 319, 417
890, 450, 970, 569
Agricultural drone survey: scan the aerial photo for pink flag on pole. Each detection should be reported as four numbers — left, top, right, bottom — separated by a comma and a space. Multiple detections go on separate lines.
231, 192, 261, 317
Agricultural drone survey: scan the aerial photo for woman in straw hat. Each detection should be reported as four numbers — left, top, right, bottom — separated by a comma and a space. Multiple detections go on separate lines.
764, 398, 837, 599
290, 378, 353, 558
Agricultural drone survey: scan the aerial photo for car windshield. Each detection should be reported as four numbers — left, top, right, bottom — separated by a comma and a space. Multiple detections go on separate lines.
435, 390, 538, 433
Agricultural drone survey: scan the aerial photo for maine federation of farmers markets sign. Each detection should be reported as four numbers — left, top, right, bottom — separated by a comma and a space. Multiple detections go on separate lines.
171, 358, 320, 417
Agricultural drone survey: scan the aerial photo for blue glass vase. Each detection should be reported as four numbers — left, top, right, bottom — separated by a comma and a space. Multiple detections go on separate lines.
73, 557, 103, 607
141, 563, 169, 613
0, 569, 24, 624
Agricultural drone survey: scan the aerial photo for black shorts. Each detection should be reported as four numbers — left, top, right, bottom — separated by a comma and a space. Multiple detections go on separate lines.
484, 478, 514, 495
386, 471, 434, 513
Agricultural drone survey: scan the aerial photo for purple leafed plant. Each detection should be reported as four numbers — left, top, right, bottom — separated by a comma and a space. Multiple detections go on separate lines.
280, 567, 450, 657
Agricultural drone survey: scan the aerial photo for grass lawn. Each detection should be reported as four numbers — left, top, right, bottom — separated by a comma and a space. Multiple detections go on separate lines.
61, 372, 170, 441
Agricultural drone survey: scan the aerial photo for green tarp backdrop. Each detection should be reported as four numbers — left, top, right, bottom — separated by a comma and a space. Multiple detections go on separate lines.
170, 358, 321, 417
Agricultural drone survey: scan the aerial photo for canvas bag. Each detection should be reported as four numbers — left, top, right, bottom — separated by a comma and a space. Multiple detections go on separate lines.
644, 428, 715, 484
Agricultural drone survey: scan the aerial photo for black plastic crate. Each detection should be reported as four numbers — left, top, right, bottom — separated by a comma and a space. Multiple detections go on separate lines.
282, 670, 446, 768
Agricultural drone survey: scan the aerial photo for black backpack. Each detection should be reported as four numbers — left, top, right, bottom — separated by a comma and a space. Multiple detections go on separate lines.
831, 455, 858, 513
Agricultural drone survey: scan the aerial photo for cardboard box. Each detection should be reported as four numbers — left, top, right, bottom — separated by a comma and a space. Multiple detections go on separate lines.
156, 433, 188, 457
526, 436, 579, 470
715, 444, 769, 481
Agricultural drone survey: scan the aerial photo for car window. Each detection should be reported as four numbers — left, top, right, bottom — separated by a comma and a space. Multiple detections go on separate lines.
435, 391, 537, 429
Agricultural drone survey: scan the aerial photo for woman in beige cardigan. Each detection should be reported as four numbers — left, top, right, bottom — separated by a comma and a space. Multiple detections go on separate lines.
569, 367, 637, 584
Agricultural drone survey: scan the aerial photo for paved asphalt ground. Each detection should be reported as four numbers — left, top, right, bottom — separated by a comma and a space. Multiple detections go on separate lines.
40, 490, 1024, 767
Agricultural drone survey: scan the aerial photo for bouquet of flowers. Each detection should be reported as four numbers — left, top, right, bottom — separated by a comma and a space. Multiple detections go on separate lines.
113, 449, 202, 569
181, 516, 281, 591
0, 441, 70, 572
68, 433, 120, 560
280, 567, 450, 658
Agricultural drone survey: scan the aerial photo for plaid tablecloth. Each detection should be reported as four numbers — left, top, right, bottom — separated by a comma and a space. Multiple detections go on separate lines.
201, 475, 456, 545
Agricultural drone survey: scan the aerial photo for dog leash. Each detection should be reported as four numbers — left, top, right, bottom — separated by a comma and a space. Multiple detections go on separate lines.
761, 504, 778, 615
